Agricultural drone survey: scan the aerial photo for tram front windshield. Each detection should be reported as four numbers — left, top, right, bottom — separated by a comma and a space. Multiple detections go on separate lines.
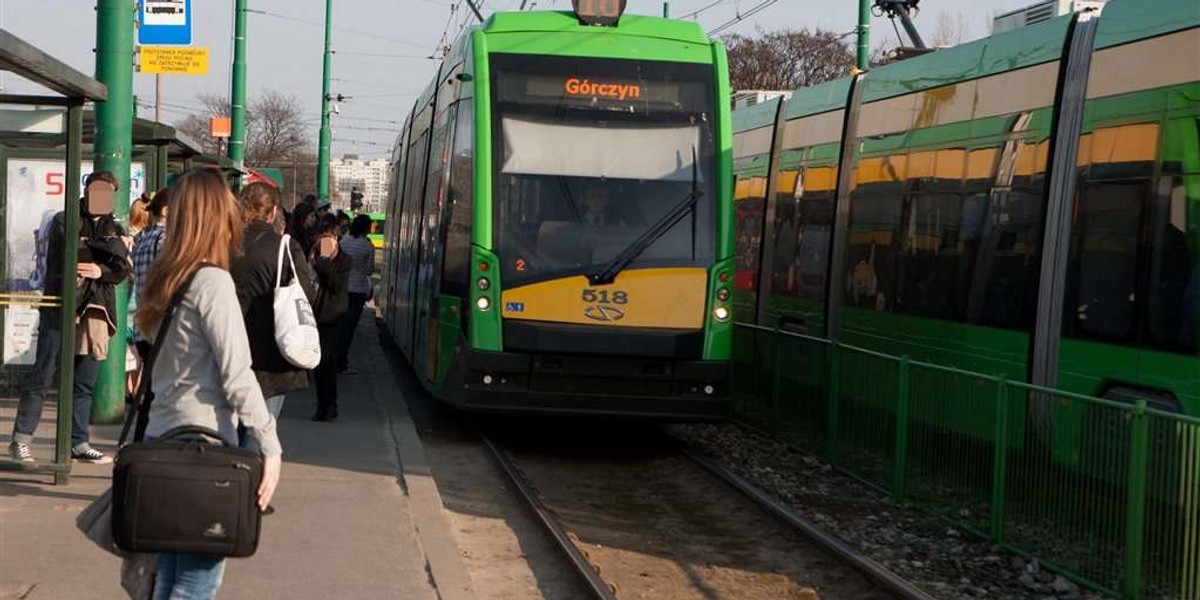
491, 54, 717, 286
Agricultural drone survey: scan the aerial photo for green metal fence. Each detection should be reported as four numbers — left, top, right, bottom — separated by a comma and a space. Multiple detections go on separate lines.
731, 323, 1200, 600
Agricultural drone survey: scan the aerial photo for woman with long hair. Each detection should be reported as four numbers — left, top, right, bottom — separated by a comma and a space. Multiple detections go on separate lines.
233, 182, 318, 430
137, 169, 282, 600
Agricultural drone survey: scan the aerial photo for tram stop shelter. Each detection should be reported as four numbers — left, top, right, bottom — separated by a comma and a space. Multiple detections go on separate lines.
0, 28, 106, 484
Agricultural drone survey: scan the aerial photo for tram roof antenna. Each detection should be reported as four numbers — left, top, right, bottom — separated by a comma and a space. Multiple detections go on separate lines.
872, 0, 928, 50
465, 0, 485, 22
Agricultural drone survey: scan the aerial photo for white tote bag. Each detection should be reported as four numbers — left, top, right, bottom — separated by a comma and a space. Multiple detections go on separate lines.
274, 234, 321, 369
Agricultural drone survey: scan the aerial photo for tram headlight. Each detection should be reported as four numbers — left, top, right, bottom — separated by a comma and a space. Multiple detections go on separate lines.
717, 288, 730, 302
476, 297, 491, 311
476, 277, 490, 291
713, 306, 730, 322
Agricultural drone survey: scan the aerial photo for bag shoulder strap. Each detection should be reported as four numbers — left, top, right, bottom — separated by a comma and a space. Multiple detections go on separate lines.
275, 234, 300, 289
119, 267, 204, 445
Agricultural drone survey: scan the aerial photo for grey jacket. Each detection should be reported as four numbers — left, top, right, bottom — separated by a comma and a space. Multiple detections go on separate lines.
145, 267, 282, 456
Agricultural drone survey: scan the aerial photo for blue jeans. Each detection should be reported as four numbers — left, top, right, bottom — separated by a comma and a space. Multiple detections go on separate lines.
238, 394, 285, 453
153, 552, 226, 600
12, 313, 101, 450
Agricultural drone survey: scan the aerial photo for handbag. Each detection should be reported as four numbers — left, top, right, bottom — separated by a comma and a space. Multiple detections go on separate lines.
112, 268, 265, 558
273, 233, 321, 369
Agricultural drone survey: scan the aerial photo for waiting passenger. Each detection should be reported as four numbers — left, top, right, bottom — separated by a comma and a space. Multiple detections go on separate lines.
233, 182, 319, 432
9, 171, 132, 466
309, 215, 351, 422
338, 214, 376, 375
135, 168, 282, 599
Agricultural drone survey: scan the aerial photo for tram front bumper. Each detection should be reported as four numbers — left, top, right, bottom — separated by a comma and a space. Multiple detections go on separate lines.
459, 350, 729, 419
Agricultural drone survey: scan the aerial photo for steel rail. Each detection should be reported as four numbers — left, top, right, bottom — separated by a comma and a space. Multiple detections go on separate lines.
681, 447, 937, 600
482, 434, 620, 600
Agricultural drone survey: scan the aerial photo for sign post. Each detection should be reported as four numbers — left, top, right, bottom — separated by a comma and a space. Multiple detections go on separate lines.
138, 0, 192, 46
93, 0, 137, 424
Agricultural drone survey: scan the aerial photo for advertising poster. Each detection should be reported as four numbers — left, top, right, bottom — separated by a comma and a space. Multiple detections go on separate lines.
2, 306, 39, 365
3, 159, 145, 363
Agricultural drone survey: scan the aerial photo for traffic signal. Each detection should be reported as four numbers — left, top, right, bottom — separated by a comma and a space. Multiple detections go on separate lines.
350, 187, 364, 211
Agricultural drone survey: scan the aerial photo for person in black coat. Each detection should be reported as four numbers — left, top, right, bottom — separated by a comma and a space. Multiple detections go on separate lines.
309, 214, 350, 421
232, 183, 319, 437
9, 171, 132, 466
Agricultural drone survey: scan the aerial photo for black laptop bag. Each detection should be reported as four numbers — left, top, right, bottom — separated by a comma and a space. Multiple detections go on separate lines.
112, 268, 264, 557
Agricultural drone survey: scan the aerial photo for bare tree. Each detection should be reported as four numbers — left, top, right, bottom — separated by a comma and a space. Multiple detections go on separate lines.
724, 28, 856, 91
933, 10, 968, 47
174, 91, 316, 200
174, 93, 228, 156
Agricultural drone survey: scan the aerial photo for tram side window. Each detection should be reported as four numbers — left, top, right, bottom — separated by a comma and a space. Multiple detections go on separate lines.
402, 130, 430, 281
845, 174, 902, 313
1143, 176, 1197, 354
420, 109, 454, 287
895, 191, 967, 320
972, 187, 1044, 330
771, 167, 836, 304
1063, 182, 1146, 343
1144, 118, 1199, 355
733, 173, 766, 293
1063, 122, 1159, 346
441, 103, 474, 300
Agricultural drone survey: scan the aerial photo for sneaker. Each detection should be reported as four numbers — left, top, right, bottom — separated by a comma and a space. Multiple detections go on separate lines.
339, 367, 358, 375
72, 447, 113, 465
8, 441, 36, 467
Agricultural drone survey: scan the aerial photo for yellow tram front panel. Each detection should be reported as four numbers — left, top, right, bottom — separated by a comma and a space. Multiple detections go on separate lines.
500, 267, 707, 329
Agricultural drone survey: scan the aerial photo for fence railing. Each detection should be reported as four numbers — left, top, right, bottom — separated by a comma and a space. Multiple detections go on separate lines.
731, 323, 1200, 600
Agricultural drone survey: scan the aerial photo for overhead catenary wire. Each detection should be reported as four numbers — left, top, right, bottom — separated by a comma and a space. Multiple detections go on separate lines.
244, 8, 433, 50
707, 0, 782, 35
679, 0, 727, 20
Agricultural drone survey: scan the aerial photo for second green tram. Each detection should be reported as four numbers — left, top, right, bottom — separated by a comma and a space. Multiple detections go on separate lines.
380, 9, 734, 417
731, 0, 1199, 428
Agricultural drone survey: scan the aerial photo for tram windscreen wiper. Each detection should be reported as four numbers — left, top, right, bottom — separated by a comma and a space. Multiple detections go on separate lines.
588, 149, 700, 286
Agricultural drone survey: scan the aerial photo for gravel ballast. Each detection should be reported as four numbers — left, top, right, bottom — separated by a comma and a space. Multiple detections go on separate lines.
672, 423, 1117, 600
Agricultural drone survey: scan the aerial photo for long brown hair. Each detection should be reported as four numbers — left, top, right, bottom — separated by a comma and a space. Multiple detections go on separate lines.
136, 169, 242, 336
238, 181, 278, 224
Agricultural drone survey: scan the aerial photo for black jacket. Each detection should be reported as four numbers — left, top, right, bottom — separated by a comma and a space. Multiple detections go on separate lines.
232, 221, 319, 398
311, 240, 351, 326
43, 204, 132, 325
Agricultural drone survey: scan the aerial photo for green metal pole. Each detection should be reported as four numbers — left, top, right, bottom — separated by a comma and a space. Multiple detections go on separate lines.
891, 356, 910, 499
316, 0, 333, 200
229, 0, 248, 167
827, 343, 841, 465
55, 101, 84, 485
92, 0, 136, 425
1125, 400, 1150, 599
857, 0, 870, 72
662, 2, 669, 18
990, 376, 1010, 543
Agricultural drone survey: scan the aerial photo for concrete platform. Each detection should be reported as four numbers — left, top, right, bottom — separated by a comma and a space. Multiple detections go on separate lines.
0, 310, 474, 600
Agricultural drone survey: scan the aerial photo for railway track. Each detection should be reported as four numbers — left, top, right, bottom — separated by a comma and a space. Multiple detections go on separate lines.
482, 428, 936, 600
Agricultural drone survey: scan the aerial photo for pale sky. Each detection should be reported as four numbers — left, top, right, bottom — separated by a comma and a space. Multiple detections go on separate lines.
2, 0, 1035, 159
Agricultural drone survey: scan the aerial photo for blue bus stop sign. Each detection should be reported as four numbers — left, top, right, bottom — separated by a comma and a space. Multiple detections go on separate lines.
138, 0, 192, 46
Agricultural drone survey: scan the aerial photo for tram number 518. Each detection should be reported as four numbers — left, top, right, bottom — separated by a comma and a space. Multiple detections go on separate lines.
582, 289, 628, 304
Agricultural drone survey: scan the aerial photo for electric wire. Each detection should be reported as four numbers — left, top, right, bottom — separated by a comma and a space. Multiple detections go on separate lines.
707, 0, 782, 35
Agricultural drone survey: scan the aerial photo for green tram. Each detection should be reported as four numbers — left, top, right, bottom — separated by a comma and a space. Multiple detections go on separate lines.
367, 211, 385, 249
379, 6, 734, 417
732, 0, 1198, 422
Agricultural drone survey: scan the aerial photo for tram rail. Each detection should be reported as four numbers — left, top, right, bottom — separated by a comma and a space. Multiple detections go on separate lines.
482, 427, 934, 600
